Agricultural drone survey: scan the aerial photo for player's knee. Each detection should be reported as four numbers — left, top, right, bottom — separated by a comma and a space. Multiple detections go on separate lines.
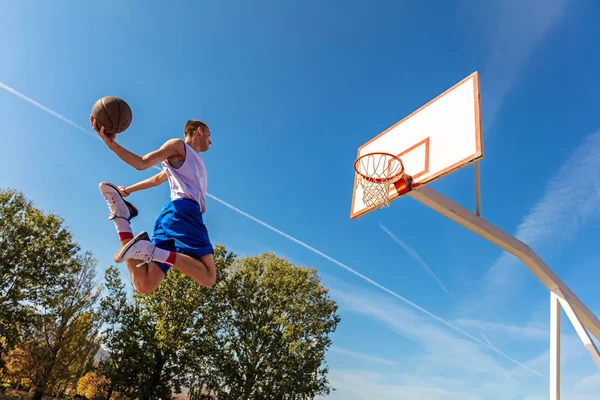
134, 278, 159, 294
203, 270, 217, 287
199, 254, 217, 287
136, 284, 156, 294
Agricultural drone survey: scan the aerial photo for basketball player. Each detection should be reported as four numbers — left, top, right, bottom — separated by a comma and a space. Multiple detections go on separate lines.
91, 116, 216, 293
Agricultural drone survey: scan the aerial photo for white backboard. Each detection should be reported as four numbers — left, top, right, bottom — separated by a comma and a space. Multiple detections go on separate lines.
350, 72, 483, 219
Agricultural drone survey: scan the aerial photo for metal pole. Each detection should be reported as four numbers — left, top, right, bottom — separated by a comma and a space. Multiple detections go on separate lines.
474, 161, 481, 217
550, 292, 560, 400
407, 186, 600, 342
554, 289, 600, 369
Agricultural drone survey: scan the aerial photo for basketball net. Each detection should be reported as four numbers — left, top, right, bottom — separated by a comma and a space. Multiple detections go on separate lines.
354, 152, 406, 210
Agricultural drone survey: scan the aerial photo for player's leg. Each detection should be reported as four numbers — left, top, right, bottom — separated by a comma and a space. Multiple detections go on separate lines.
119, 237, 165, 294
99, 182, 164, 293
171, 251, 216, 287
113, 232, 216, 287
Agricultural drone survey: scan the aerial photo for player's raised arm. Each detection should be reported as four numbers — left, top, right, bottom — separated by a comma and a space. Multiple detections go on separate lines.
92, 117, 184, 170
135, 139, 186, 170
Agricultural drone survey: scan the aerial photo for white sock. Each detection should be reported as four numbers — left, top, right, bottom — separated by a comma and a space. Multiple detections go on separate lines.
114, 218, 133, 241
114, 217, 131, 232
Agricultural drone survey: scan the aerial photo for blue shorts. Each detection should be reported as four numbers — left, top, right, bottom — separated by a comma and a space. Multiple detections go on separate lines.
151, 198, 214, 275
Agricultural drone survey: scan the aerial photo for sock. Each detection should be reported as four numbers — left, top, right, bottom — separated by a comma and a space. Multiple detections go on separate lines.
152, 246, 177, 266
114, 218, 134, 241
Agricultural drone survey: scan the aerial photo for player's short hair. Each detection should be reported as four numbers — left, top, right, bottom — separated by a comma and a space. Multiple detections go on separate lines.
184, 119, 209, 139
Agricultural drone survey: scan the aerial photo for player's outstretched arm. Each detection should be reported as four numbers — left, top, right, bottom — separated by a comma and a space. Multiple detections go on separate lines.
111, 138, 183, 170
120, 171, 167, 197
91, 116, 184, 170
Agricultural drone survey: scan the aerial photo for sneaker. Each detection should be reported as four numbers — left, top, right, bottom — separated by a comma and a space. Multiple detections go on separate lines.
99, 182, 139, 221
113, 231, 156, 267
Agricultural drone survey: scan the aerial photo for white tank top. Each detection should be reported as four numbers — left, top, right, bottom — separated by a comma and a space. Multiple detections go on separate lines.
161, 140, 207, 213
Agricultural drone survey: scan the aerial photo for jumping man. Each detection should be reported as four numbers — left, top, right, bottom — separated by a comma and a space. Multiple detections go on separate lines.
92, 117, 217, 293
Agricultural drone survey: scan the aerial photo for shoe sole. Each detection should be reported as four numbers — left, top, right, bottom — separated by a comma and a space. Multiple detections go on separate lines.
99, 182, 139, 221
113, 231, 150, 263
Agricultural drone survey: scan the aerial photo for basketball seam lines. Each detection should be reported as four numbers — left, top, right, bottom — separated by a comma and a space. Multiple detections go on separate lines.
115, 97, 122, 130
124, 110, 132, 130
100, 97, 114, 128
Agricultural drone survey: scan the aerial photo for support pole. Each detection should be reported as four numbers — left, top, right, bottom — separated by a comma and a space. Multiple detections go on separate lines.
407, 186, 600, 341
550, 292, 561, 400
474, 161, 481, 217
554, 289, 600, 369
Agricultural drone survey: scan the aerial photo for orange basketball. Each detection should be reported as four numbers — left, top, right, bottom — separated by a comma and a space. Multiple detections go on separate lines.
91, 96, 133, 135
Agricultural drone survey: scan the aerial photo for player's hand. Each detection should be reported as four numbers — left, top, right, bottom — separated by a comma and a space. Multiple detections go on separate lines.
118, 186, 130, 197
90, 115, 115, 147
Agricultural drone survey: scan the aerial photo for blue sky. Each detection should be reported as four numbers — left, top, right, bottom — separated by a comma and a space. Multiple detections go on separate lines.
1, 0, 600, 398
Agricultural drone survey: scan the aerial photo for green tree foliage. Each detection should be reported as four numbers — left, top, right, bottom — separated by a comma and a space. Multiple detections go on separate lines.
99, 246, 340, 400
98, 265, 206, 400
0, 188, 80, 359
135, 265, 215, 397
97, 266, 156, 400
9, 252, 101, 400
190, 251, 341, 399
0, 188, 101, 399
0, 188, 341, 399
97, 246, 237, 400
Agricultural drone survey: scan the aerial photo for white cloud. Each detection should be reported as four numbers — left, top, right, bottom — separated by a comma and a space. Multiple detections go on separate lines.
326, 322, 533, 396
328, 279, 600, 399
379, 223, 453, 297
329, 346, 399, 367
324, 369, 481, 400
463, 0, 569, 124
571, 373, 600, 398
328, 280, 545, 382
507, 335, 600, 400
454, 319, 548, 341
480, 129, 600, 297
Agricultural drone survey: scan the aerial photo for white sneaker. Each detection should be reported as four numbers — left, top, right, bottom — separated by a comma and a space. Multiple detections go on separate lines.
99, 182, 139, 221
113, 231, 157, 267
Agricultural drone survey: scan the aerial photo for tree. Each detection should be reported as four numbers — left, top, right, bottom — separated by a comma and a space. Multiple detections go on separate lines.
97, 246, 340, 399
190, 251, 341, 399
134, 265, 215, 398
5, 251, 101, 400
0, 188, 80, 362
96, 266, 152, 400
77, 371, 119, 400
97, 249, 232, 400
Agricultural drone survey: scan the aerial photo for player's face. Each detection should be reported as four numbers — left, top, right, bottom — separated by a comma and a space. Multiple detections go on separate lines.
199, 127, 212, 151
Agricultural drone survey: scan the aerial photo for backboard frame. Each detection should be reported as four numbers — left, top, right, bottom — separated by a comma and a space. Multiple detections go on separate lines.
350, 71, 484, 219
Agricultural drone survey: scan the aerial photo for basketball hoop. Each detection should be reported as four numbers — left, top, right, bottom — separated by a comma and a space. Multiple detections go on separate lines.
354, 152, 406, 210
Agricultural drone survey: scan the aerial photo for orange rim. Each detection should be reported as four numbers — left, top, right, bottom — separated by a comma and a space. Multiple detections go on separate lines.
354, 152, 405, 184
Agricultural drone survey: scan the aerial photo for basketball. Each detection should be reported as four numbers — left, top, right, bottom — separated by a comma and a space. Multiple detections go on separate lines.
91, 96, 133, 135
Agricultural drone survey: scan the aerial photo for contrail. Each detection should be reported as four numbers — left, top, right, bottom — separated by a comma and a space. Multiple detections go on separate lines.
0, 79, 546, 380
0, 81, 100, 140
480, 332, 499, 352
379, 223, 453, 297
